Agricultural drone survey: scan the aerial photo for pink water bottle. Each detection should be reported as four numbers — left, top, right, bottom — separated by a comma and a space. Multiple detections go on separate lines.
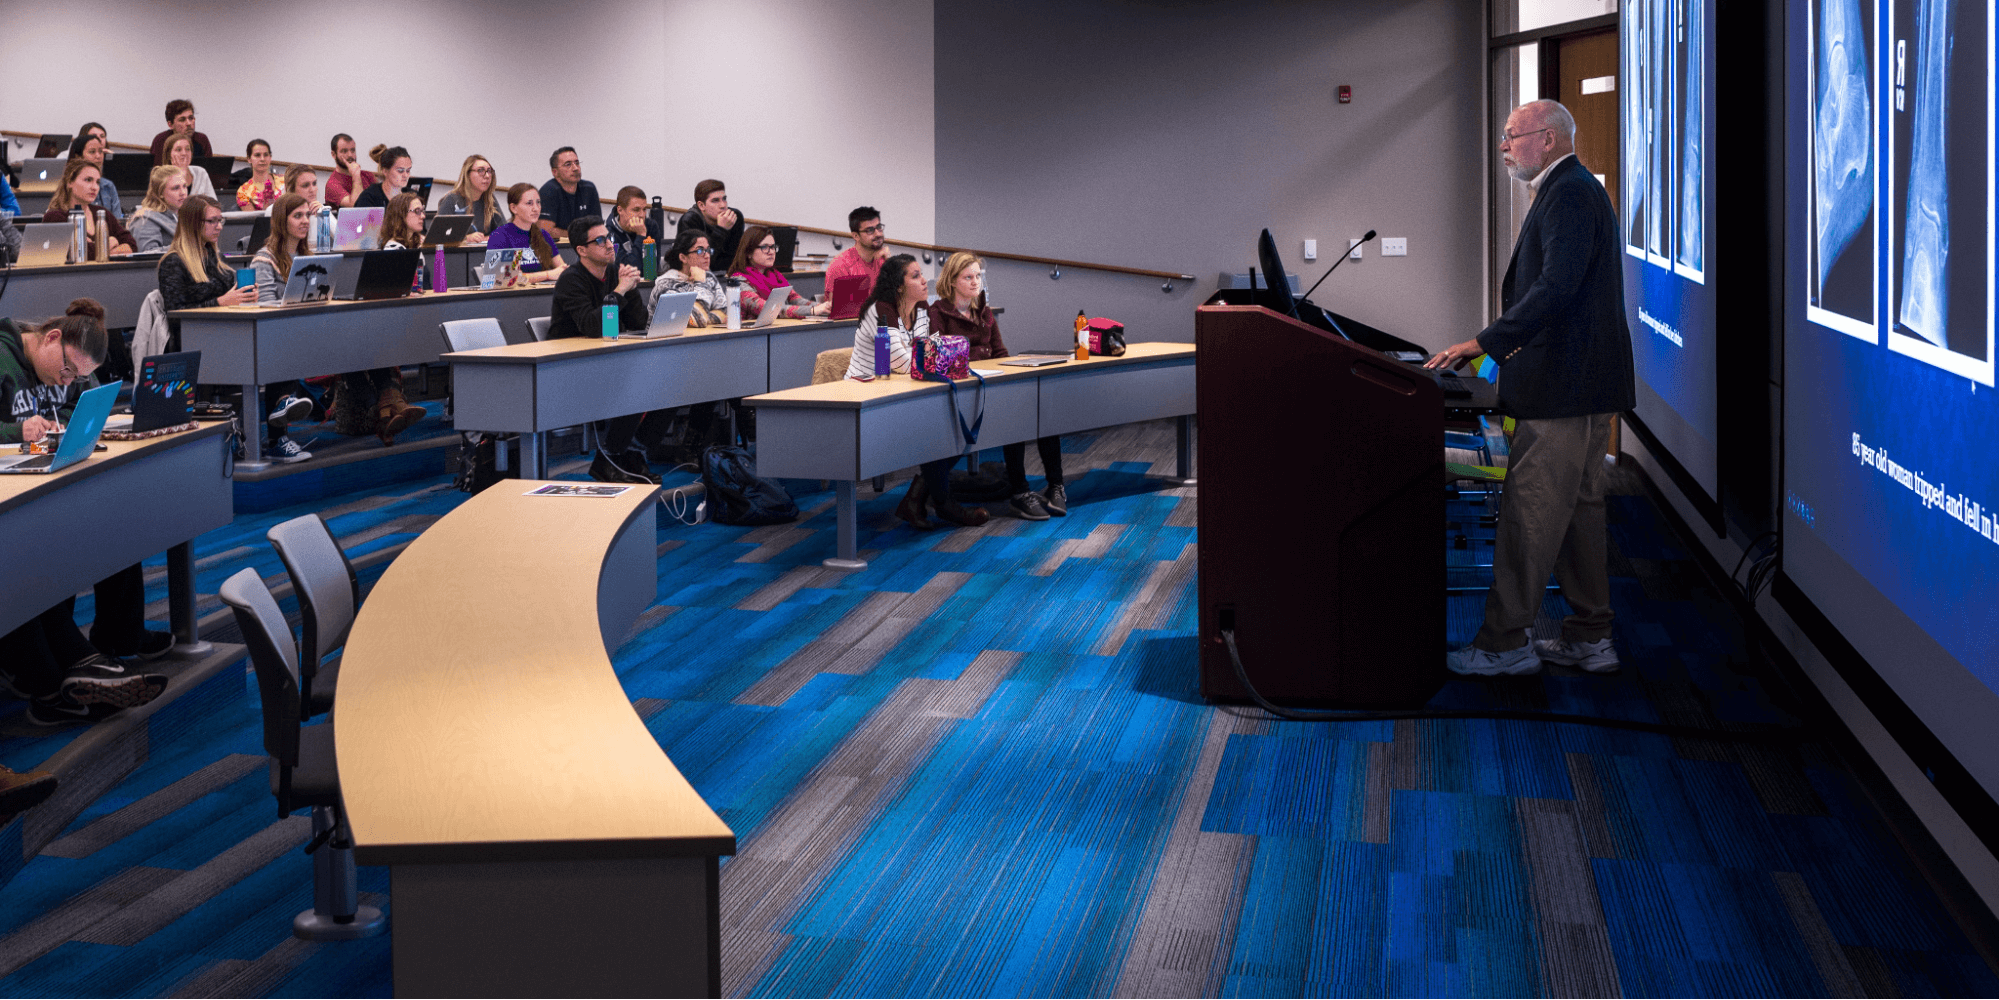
432, 245, 447, 292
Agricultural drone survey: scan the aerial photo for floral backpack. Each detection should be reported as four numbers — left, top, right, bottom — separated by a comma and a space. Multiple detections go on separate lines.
910, 334, 985, 447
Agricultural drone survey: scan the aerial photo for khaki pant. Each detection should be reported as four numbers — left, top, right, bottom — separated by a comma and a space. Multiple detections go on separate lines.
1473, 413, 1616, 652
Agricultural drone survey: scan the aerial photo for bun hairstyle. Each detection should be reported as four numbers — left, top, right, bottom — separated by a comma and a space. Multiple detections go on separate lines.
371, 144, 410, 171
64, 298, 107, 323
30, 298, 111, 366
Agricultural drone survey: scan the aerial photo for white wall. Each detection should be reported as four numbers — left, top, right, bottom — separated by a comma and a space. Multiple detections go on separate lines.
0, 0, 935, 240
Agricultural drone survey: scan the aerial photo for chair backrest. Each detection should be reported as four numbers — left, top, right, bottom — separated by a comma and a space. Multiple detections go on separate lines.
439, 318, 506, 352
217, 567, 302, 767
266, 514, 358, 683
812, 348, 854, 385
527, 316, 552, 341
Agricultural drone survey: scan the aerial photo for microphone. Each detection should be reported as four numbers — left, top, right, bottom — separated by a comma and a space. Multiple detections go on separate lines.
1299, 230, 1376, 302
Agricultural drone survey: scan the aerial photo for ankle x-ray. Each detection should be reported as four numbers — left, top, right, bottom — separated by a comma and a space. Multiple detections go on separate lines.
1897, 0, 1951, 347
1678, 0, 1704, 272
1815, 0, 1873, 292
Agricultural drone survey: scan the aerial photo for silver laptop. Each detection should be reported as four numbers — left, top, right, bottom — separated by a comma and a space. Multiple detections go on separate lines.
15, 223, 75, 266
331, 207, 384, 251
424, 214, 473, 245
0, 382, 120, 474
638, 291, 698, 338
748, 287, 791, 329
283, 254, 343, 304
17, 158, 65, 194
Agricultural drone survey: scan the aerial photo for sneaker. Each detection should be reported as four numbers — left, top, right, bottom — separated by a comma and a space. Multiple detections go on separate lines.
589, 451, 661, 485
1445, 644, 1542, 677
1041, 484, 1068, 517
58, 654, 169, 710
25, 694, 117, 727
266, 435, 312, 464
1008, 491, 1051, 521
267, 394, 313, 431
1534, 637, 1621, 674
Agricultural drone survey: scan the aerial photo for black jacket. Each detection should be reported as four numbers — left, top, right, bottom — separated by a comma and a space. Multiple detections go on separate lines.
549, 262, 648, 340
676, 207, 745, 276
608, 215, 665, 273
1476, 155, 1635, 419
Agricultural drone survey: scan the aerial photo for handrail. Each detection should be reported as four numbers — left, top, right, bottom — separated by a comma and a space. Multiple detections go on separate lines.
6, 128, 1193, 283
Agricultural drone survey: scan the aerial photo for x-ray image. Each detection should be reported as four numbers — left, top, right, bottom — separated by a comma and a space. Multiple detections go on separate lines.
1888, 0, 1991, 377
1647, 0, 1671, 260
1677, 0, 1706, 276
1626, 0, 1650, 252
1623, 0, 1707, 277
1808, 0, 1876, 337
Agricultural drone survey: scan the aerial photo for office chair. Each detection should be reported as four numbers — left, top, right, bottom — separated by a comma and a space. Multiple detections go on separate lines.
527, 316, 551, 342
439, 318, 506, 353
218, 568, 386, 942
266, 514, 359, 720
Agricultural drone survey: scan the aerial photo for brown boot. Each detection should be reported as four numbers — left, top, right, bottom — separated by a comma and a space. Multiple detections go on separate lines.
0, 766, 57, 825
894, 474, 933, 530
374, 386, 425, 446
932, 498, 989, 528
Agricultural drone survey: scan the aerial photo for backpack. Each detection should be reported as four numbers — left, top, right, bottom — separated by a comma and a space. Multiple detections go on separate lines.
700, 445, 798, 525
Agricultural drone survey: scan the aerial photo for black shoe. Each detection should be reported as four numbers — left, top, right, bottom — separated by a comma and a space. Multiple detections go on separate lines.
1008, 491, 1051, 521
895, 477, 934, 530
57, 655, 169, 711
1041, 484, 1068, 516
25, 694, 116, 727
589, 451, 661, 485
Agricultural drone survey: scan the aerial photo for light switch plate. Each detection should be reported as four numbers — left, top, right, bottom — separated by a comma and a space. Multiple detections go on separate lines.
1382, 237, 1408, 257
1348, 239, 1363, 260
1303, 239, 1317, 261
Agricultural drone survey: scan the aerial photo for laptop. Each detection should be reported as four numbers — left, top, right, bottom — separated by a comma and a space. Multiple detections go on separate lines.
480, 248, 523, 285
101, 153, 156, 195
424, 214, 473, 245
18, 158, 64, 194
331, 207, 384, 251
771, 226, 798, 272
344, 249, 420, 301
828, 274, 871, 320
219, 211, 260, 256
283, 254, 342, 304
132, 351, 200, 432
0, 382, 120, 475
636, 291, 698, 338
34, 134, 72, 159
748, 287, 791, 329
405, 177, 434, 208
193, 155, 236, 196
15, 223, 74, 266
238, 214, 272, 254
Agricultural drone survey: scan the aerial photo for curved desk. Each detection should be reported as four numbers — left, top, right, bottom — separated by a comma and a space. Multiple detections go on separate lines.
336, 482, 733, 997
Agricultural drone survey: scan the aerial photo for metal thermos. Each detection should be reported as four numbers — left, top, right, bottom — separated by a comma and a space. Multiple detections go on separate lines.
68, 206, 86, 263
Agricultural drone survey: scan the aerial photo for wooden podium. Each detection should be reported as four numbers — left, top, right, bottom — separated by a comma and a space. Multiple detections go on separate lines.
1195, 305, 1445, 708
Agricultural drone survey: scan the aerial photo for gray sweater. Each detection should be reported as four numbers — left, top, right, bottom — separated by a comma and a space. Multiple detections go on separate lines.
128, 209, 177, 252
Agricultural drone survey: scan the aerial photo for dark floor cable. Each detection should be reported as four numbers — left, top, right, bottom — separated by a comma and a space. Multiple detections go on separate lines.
1221, 629, 1805, 743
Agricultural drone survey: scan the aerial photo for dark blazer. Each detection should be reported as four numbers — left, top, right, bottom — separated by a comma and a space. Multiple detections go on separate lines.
1476, 155, 1635, 419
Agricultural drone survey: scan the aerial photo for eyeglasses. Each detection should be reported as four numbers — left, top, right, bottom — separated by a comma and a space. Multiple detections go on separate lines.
686, 247, 713, 255
58, 346, 82, 382
858, 224, 884, 236
754, 243, 777, 252
584, 235, 614, 247
1498, 126, 1553, 146
202, 215, 225, 227
472, 166, 493, 175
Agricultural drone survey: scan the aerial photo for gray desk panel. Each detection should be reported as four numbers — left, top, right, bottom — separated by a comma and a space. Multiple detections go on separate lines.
597, 501, 657, 649
181, 292, 554, 385
1037, 358, 1196, 437
446, 364, 539, 433
3, 264, 159, 329
754, 407, 860, 481
768, 323, 859, 391
0, 432, 231, 637
853, 379, 1039, 479
533, 335, 768, 431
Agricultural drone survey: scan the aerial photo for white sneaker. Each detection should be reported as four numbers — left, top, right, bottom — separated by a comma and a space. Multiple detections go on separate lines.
267, 394, 313, 431
266, 435, 312, 464
1446, 644, 1542, 677
1534, 637, 1620, 673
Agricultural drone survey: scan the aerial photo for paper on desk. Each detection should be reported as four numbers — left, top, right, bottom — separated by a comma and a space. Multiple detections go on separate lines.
524, 484, 635, 498
105, 414, 134, 430
971, 368, 1004, 376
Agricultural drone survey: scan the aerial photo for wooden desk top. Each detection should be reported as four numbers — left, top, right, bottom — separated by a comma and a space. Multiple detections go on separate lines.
746, 341, 1196, 410
443, 316, 856, 366
167, 283, 558, 322
0, 421, 230, 517
335, 482, 734, 865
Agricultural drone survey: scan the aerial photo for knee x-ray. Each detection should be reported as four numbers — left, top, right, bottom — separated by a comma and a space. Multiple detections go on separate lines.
1622, 0, 1707, 282
1809, 0, 1876, 336
1678, 0, 1705, 273
1897, 0, 1951, 347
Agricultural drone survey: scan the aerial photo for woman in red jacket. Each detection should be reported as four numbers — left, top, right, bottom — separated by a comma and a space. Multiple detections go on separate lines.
926, 252, 1067, 520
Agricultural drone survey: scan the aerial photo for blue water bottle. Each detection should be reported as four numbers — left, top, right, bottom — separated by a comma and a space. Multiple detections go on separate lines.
601, 293, 620, 338
873, 326, 891, 377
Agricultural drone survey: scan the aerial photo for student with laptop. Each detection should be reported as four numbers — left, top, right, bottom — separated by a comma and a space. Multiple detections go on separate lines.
826, 206, 890, 298
41, 160, 135, 258
607, 186, 663, 271
929, 252, 1066, 520
164, 134, 216, 201
729, 226, 832, 321
648, 231, 730, 327
234, 139, 285, 211
677, 179, 747, 279
353, 146, 412, 209
486, 184, 566, 284
326, 134, 376, 209
547, 215, 663, 485
127, 166, 189, 252
67, 133, 125, 222
148, 99, 212, 165
537, 147, 600, 237
437, 154, 501, 241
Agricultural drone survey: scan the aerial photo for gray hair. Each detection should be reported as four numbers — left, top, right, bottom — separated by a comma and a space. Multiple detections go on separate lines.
1521, 98, 1577, 141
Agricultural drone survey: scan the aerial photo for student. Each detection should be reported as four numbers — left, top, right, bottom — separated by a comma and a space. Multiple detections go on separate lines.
42, 160, 135, 258
0, 300, 172, 725
826, 206, 889, 290
325, 133, 376, 209
127, 166, 189, 252
649, 230, 729, 326
67, 133, 124, 222
730, 226, 831, 320
249, 194, 312, 304
234, 139, 284, 211
148, 99, 211, 165
164, 134, 216, 201
676, 179, 745, 278
928, 252, 1066, 520
845, 255, 987, 529
547, 215, 661, 483
485, 183, 565, 284
283, 166, 321, 214
158, 195, 311, 462
607, 186, 663, 271
437, 154, 501, 240
0, 170, 17, 217
378, 193, 427, 252
353, 146, 411, 209
537, 146, 600, 236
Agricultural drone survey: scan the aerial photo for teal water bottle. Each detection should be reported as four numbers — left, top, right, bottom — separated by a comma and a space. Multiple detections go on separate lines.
601, 293, 619, 338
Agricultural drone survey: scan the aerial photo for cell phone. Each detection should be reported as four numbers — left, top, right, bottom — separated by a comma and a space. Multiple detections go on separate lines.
236, 268, 255, 289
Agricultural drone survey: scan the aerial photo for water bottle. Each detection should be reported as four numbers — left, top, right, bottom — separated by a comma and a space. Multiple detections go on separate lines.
315, 205, 334, 253
725, 278, 742, 330
432, 244, 447, 293
601, 292, 620, 338
873, 326, 891, 377
93, 209, 109, 262
641, 237, 658, 280
68, 206, 86, 263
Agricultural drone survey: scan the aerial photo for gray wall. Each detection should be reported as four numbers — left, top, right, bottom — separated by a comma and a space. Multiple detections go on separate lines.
934, 0, 1488, 350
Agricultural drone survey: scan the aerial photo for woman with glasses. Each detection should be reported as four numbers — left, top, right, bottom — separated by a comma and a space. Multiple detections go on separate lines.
41, 160, 135, 258
353, 146, 413, 209
649, 230, 729, 327
728, 225, 831, 320
128, 166, 189, 252
164, 134, 216, 201
486, 183, 566, 284
438, 154, 501, 241
234, 139, 284, 211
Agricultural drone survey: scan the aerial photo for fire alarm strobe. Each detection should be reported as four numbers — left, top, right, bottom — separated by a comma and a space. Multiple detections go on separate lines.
1338, 85, 1352, 104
